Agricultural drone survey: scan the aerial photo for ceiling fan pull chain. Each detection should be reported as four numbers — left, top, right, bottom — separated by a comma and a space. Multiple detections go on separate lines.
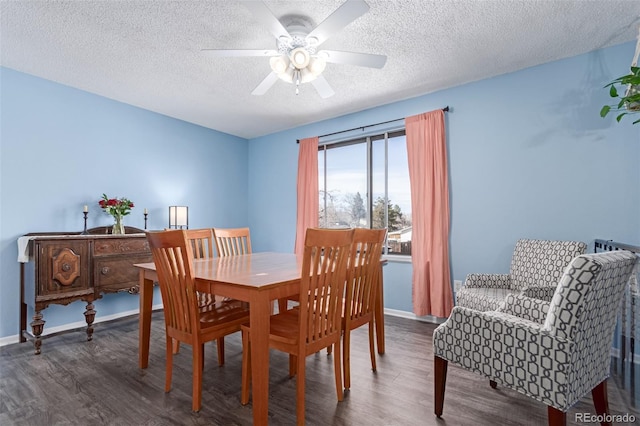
295, 69, 301, 95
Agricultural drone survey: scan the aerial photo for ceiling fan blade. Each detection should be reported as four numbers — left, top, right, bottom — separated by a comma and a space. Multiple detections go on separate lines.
307, 0, 369, 46
201, 49, 278, 57
252, 72, 279, 96
319, 50, 386, 69
243, 1, 291, 40
311, 75, 335, 99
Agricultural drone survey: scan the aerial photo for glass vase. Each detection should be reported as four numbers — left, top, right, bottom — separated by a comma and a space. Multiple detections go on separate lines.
112, 215, 125, 235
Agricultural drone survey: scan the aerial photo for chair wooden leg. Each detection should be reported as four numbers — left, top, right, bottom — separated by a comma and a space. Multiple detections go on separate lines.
490, 380, 497, 389
547, 406, 566, 426
434, 356, 448, 418
296, 353, 306, 426
192, 343, 204, 412
165, 334, 173, 392
592, 380, 612, 426
289, 354, 297, 377
240, 329, 251, 405
201, 344, 205, 371
343, 329, 351, 390
334, 340, 344, 402
172, 338, 180, 354
217, 337, 225, 366
368, 320, 377, 373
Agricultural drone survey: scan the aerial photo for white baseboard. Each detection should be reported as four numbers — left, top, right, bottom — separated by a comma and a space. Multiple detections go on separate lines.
383, 307, 447, 324
0, 303, 164, 348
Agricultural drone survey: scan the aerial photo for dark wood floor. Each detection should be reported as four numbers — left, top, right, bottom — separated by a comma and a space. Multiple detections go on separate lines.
1, 312, 638, 425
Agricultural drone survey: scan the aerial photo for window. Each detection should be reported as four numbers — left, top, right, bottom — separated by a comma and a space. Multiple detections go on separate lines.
318, 130, 412, 255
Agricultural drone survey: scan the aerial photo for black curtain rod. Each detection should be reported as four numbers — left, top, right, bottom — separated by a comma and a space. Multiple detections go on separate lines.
297, 106, 449, 143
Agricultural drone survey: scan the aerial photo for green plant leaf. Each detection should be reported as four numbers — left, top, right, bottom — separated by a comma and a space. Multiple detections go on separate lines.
610, 85, 618, 97
616, 112, 627, 122
600, 105, 611, 117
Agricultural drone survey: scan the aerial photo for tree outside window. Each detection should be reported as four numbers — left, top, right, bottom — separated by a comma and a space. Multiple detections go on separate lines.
318, 131, 412, 255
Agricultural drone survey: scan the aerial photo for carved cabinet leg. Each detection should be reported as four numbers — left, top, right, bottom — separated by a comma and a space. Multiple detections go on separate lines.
84, 302, 96, 341
30, 311, 45, 355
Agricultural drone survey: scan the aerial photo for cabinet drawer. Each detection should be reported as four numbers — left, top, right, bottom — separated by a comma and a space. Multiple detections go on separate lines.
94, 254, 153, 293
35, 240, 92, 300
93, 238, 149, 256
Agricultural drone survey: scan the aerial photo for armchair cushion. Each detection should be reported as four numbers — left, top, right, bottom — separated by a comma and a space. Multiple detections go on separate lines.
455, 287, 515, 312
496, 293, 550, 324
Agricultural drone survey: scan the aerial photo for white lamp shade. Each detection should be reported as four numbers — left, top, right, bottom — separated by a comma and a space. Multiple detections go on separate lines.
307, 56, 326, 76
289, 47, 310, 69
169, 206, 188, 229
269, 55, 289, 74
276, 67, 294, 83
299, 67, 318, 84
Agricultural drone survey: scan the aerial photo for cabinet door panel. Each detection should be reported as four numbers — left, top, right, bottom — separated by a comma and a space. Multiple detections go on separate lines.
36, 240, 92, 301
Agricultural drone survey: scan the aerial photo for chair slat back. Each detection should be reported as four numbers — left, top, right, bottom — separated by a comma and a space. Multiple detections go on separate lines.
298, 228, 353, 352
346, 228, 387, 322
146, 230, 199, 336
186, 228, 215, 259
213, 227, 252, 257
185, 228, 216, 305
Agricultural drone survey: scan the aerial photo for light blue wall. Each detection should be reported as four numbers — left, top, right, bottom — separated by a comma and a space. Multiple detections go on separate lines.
247, 41, 640, 314
0, 67, 249, 339
2, 41, 639, 340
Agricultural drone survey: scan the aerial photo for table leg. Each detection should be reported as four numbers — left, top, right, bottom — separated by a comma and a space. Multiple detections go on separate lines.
375, 263, 385, 354
138, 271, 154, 369
250, 294, 272, 425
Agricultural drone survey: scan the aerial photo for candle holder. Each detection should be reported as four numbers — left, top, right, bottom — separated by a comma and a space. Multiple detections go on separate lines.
144, 212, 148, 230
81, 211, 89, 235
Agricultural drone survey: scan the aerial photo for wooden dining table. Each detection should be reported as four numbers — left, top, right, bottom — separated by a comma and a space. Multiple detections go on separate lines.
135, 251, 386, 425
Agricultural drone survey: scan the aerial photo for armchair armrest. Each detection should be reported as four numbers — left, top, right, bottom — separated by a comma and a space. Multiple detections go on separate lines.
463, 273, 512, 289
521, 285, 556, 301
497, 293, 549, 324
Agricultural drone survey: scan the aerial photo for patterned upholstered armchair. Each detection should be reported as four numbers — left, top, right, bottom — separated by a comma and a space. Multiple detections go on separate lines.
433, 250, 638, 426
456, 239, 587, 311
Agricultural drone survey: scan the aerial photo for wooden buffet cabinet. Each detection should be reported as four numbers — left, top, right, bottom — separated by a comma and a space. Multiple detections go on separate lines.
19, 227, 152, 354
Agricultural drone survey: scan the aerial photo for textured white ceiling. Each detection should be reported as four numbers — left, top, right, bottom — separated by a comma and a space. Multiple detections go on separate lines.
2, 0, 640, 139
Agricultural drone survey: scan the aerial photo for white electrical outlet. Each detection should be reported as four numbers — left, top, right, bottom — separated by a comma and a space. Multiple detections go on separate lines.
454, 280, 462, 292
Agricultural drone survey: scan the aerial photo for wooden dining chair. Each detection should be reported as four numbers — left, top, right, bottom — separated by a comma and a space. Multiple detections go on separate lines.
339, 228, 386, 390
213, 227, 252, 257
172, 228, 244, 366
240, 227, 354, 425
146, 229, 250, 412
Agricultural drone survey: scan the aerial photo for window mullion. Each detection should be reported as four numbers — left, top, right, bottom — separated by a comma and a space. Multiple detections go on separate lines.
384, 132, 389, 231
366, 136, 372, 228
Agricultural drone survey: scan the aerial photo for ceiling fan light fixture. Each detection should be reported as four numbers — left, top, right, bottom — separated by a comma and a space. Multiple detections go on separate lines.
299, 67, 318, 84
307, 56, 326, 76
290, 47, 310, 69
276, 67, 295, 83
269, 55, 289, 74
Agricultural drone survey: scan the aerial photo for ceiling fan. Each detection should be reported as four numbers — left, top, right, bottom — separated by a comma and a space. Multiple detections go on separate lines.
202, 0, 387, 98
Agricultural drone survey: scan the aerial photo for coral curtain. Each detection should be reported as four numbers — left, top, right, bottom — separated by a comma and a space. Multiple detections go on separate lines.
294, 137, 319, 255
405, 110, 453, 317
